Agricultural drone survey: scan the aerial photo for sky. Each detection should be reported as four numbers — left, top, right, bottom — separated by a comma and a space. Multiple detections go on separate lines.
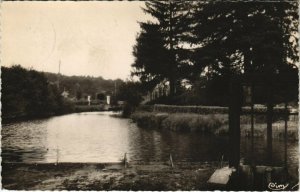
2, 1, 152, 80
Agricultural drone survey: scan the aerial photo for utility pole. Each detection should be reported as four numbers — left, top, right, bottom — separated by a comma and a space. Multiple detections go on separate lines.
58, 60, 61, 90
114, 81, 117, 97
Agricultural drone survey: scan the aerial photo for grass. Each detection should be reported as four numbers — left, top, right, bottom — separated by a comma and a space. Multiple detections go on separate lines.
162, 114, 227, 132
131, 112, 227, 133
216, 115, 298, 140
241, 120, 298, 140
131, 111, 298, 140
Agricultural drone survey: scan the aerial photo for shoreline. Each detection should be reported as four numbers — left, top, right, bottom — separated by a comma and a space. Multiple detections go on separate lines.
3, 162, 298, 190
2, 162, 219, 190
2, 109, 121, 125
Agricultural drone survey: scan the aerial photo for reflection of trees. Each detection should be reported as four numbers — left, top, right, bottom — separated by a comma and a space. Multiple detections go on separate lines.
129, 124, 231, 162
2, 120, 48, 163
160, 131, 190, 161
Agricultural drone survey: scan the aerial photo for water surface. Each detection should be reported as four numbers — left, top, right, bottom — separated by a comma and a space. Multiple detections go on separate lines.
2, 111, 298, 173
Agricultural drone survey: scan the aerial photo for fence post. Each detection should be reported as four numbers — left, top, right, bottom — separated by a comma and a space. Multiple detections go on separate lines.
228, 76, 241, 169
284, 101, 288, 178
266, 81, 273, 166
169, 153, 174, 168
250, 83, 255, 168
124, 153, 127, 168
55, 148, 59, 165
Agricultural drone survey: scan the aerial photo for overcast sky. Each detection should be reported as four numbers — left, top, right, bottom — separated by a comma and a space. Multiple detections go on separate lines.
2, 1, 151, 80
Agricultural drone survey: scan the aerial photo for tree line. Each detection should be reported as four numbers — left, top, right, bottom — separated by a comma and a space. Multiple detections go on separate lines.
2, 66, 73, 121
44, 72, 123, 100
132, 1, 298, 106
1, 65, 125, 121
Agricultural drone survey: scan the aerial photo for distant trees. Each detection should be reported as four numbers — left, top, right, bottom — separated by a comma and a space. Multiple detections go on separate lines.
2, 65, 127, 121
44, 72, 124, 100
97, 93, 106, 100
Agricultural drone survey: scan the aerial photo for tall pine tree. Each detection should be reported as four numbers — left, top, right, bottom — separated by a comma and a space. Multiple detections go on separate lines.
132, 1, 192, 96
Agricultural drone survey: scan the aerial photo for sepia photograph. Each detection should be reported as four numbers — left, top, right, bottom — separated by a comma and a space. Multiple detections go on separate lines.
1, 0, 299, 191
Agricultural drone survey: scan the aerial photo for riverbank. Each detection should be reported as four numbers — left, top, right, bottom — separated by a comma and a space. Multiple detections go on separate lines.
2, 108, 122, 125
2, 162, 220, 190
131, 111, 298, 140
3, 161, 298, 191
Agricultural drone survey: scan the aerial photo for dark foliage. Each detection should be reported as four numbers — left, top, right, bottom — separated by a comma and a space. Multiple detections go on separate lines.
1, 65, 74, 120
116, 81, 144, 117
132, 1, 193, 96
188, 1, 298, 105
133, 1, 298, 106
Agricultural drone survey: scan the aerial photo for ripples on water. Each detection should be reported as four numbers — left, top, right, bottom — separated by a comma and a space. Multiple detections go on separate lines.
2, 112, 298, 174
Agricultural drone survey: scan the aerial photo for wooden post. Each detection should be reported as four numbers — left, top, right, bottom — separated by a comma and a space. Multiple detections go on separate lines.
266, 82, 273, 165
220, 155, 224, 168
229, 77, 241, 169
55, 148, 59, 165
250, 83, 255, 167
284, 101, 288, 176
169, 153, 174, 168
124, 153, 127, 168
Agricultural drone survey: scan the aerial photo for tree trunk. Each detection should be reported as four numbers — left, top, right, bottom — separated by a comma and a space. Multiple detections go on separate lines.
228, 76, 242, 169
169, 75, 175, 97
168, 2, 176, 97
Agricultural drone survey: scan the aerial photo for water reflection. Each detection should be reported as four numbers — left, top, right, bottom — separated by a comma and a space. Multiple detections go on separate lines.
2, 111, 298, 173
2, 119, 48, 162
43, 112, 130, 162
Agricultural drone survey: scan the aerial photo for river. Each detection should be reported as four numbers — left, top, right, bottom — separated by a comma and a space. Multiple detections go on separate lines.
2, 112, 298, 172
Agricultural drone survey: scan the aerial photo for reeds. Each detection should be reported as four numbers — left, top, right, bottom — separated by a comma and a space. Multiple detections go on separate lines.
131, 112, 227, 133
131, 111, 298, 140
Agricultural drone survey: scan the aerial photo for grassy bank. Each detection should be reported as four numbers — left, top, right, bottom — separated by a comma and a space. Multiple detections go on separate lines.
131, 112, 227, 133
2, 162, 219, 190
131, 112, 298, 140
